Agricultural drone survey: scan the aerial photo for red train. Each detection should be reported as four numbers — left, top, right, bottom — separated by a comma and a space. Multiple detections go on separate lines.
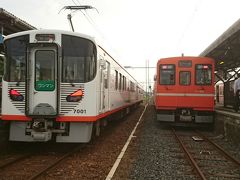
153, 56, 215, 126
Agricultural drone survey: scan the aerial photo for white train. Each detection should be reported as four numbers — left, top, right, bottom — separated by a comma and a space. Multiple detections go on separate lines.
1, 29, 144, 142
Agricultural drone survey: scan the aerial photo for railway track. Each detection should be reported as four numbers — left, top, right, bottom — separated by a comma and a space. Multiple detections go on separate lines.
0, 153, 32, 169
172, 128, 240, 180
0, 144, 83, 180
0, 106, 145, 179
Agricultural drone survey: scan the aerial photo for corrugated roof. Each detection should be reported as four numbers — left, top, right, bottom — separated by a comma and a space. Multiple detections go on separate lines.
0, 8, 36, 35
200, 18, 240, 73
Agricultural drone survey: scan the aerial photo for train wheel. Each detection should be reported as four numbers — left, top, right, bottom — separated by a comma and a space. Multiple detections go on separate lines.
95, 120, 101, 136
102, 119, 108, 128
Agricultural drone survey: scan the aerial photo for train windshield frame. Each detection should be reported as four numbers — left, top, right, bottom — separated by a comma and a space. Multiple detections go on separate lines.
159, 64, 175, 85
4, 35, 29, 82
62, 34, 97, 83
195, 64, 212, 85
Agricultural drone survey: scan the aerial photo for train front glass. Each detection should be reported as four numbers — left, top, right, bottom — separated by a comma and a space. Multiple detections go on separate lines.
4, 34, 97, 84
61, 34, 97, 83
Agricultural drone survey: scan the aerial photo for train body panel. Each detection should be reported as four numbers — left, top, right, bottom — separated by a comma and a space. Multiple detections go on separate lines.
155, 96, 214, 110
215, 80, 235, 107
154, 56, 215, 125
2, 29, 143, 142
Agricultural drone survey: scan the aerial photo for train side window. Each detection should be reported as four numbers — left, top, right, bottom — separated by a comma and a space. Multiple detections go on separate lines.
179, 71, 191, 85
159, 64, 175, 85
123, 76, 125, 91
115, 70, 118, 90
104, 61, 110, 89
195, 64, 212, 85
119, 73, 122, 90
130, 81, 134, 91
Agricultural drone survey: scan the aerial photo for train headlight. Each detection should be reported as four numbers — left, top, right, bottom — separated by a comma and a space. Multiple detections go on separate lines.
9, 89, 24, 101
66, 89, 83, 102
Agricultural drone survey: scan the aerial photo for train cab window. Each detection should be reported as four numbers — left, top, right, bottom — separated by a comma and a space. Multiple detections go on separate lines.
62, 35, 97, 83
35, 50, 55, 81
159, 64, 175, 85
35, 50, 55, 91
195, 64, 212, 85
179, 71, 191, 85
4, 35, 29, 82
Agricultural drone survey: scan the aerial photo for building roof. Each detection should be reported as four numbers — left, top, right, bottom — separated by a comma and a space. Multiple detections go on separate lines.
0, 8, 36, 36
200, 18, 240, 72
0, 8, 36, 54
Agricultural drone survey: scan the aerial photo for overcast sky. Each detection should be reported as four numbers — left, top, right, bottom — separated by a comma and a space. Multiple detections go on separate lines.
1, 0, 240, 89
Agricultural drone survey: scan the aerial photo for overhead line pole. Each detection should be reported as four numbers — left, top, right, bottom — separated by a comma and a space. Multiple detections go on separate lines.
146, 60, 147, 100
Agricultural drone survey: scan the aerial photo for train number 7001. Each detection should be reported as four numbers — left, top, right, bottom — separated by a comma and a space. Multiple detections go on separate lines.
73, 109, 87, 114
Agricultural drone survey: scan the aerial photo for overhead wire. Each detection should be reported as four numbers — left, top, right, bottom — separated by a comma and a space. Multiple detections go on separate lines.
70, 0, 106, 40
63, 0, 123, 67
177, 0, 202, 54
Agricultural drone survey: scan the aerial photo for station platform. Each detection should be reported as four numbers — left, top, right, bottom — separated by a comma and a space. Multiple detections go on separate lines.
215, 105, 240, 145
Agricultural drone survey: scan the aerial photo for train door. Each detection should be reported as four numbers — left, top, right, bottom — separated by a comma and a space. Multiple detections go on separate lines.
136, 86, 139, 100
216, 85, 220, 103
99, 58, 105, 113
99, 68, 104, 113
104, 61, 110, 111
26, 46, 58, 116
99, 59, 110, 113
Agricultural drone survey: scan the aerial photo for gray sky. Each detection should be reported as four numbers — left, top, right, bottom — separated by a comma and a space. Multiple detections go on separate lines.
1, 0, 240, 89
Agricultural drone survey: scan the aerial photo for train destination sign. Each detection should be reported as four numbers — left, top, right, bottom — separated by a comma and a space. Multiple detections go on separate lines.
35, 80, 55, 91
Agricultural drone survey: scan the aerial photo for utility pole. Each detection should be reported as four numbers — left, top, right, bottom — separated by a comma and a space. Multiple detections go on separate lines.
146, 60, 148, 101
145, 59, 150, 102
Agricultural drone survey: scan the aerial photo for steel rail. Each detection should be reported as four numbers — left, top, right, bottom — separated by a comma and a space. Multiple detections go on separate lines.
172, 128, 207, 180
0, 154, 32, 169
28, 145, 83, 180
195, 130, 240, 167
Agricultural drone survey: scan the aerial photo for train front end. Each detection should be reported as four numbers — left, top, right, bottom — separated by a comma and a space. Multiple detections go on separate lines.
154, 57, 215, 126
2, 30, 97, 142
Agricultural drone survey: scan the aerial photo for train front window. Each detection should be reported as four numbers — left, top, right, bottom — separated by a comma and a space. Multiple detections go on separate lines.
4, 35, 29, 82
195, 64, 212, 85
179, 71, 191, 85
62, 35, 96, 83
159, 64, 175, 85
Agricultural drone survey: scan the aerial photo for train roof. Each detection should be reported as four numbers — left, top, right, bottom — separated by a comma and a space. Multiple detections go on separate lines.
157, 56, 214, 62
3, 29, 97, 43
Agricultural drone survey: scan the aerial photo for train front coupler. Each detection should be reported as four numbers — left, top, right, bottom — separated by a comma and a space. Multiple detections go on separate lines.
27, 118, 53, 142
